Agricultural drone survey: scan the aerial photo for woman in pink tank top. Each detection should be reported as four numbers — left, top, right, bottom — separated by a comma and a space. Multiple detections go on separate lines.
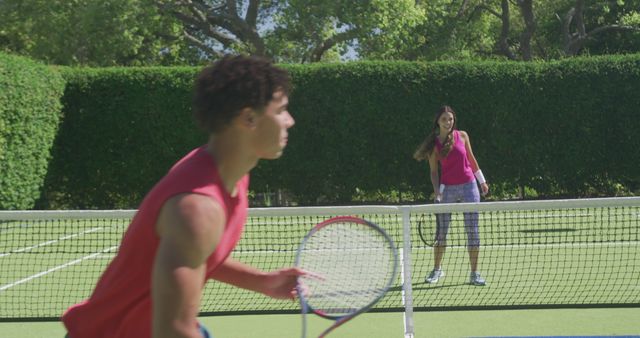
414, 105, 490, 286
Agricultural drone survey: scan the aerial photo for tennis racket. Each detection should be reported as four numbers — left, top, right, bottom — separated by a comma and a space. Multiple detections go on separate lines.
418, 187, 445, 246
417, 213, 439, 247
295, 216, 398, 338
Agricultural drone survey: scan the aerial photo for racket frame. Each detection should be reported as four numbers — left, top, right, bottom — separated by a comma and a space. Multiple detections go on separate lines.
417, 213, 440, 247
295, 216, 398, 338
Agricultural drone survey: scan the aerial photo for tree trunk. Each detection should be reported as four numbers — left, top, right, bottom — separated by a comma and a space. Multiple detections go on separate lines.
498, 0, 516, 60
563, 0, 587, 56
518, 0, 536, 61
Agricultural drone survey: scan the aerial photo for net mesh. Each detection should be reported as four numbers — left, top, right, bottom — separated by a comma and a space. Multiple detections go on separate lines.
297, 219, 397, 316
0, 197, 639, 320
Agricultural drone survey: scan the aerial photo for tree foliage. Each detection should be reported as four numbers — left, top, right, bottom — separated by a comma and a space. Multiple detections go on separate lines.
0, 0, 198, 66
1, 0, 639, 65
154, 0, 424, 63
356, 0, 640, 61
154, 0, 279, 58
269, 0, 425, 62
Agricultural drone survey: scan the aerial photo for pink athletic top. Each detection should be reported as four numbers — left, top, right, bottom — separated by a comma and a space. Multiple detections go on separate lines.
436, 130, 475, 185
62, 145, 249, 338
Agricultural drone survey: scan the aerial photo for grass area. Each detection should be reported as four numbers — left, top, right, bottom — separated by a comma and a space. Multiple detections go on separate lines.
203, 308, 640, 337
1, 308, 639, 337
1, 205, 639, 321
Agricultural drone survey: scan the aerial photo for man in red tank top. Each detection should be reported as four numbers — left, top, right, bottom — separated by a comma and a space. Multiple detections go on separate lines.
62, 55, 303, 338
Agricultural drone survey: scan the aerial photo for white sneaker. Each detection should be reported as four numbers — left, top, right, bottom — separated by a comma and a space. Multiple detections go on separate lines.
470, 271, 486, 286
425, 269, 444, 283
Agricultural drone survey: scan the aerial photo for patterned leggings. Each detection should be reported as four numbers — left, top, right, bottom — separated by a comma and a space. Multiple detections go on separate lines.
436, 181, 480, 248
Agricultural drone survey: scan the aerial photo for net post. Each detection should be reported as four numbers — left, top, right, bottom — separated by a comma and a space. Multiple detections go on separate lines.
400, 206, 415, 338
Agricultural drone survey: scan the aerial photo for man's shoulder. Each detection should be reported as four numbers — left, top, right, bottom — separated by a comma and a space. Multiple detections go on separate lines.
158, 193, 225, 238
165, 193, 222, 220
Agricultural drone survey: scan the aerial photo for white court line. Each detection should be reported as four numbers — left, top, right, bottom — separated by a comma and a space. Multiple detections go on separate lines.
0, 227, 104, 258
0, 246, 118, 292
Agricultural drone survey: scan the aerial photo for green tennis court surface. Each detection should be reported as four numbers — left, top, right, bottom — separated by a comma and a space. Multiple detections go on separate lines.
1, 308, 638, 337
1, 198, 639, 337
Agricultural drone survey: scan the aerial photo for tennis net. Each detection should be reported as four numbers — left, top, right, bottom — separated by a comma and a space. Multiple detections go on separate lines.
0, 197, 638, 321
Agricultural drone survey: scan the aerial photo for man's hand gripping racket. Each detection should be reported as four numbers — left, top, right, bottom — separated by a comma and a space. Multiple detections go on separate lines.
294, 216, 398, 338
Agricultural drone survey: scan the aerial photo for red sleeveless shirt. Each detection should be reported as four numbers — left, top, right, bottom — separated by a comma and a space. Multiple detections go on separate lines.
62, 146, 249, 338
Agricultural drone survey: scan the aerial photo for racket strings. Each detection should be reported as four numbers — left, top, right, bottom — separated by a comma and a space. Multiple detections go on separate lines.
298, 221, 396, 316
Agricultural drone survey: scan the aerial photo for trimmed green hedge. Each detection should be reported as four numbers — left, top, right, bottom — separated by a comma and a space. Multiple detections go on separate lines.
39, 67, 203, 209
269, 56, 640, 204
0, 53, 65, 209
38, 55, 640, 208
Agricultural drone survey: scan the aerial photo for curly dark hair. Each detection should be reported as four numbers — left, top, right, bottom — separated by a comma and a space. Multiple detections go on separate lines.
193, 55, 291, 133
